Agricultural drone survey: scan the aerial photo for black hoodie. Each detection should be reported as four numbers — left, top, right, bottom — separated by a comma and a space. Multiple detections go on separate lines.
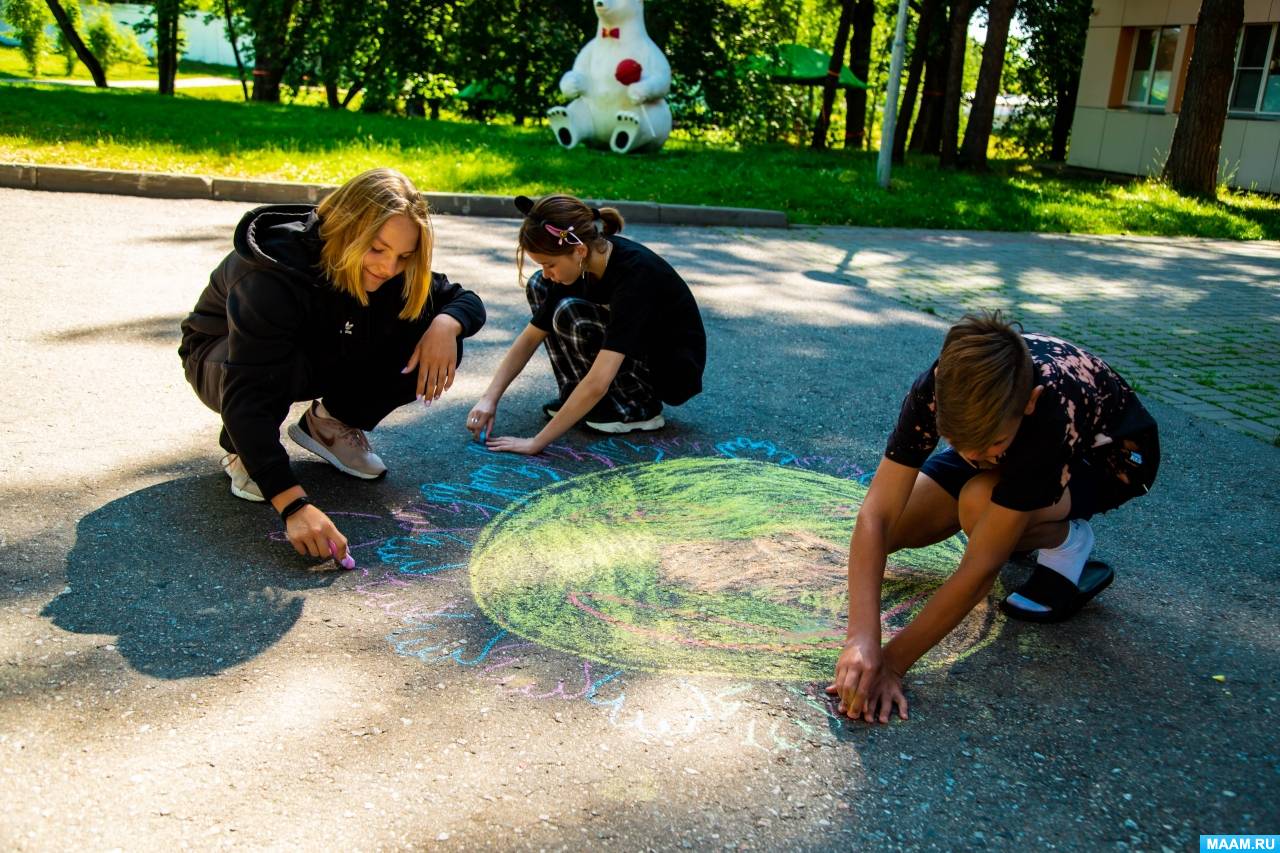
179, 205, 486, 499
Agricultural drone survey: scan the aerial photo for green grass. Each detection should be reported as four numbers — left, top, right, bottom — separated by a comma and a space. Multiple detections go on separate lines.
1, 76, 1278, 237
0, 44, 241, 83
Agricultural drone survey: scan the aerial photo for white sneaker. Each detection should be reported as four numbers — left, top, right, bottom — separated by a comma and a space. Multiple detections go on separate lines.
584, 411, 666, 434
220, 453, 264, 502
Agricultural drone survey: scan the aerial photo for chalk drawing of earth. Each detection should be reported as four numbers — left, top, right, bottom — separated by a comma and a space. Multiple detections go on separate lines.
469, 458, 1003, 680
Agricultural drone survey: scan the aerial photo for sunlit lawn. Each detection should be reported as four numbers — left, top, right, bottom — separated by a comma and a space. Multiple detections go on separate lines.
1, 58, 1276, 238
0, 43, 239, 83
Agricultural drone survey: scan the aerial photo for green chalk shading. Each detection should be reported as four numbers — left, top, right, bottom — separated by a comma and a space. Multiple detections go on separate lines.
470, 458, 1003, 680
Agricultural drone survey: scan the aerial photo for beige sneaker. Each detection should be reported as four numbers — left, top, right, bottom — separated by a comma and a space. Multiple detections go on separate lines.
287, 401, 388, 480
220, 453, 265, 502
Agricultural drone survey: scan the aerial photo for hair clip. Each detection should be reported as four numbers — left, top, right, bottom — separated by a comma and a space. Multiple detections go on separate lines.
514, 195, 535, 216
543, 222, 583, 246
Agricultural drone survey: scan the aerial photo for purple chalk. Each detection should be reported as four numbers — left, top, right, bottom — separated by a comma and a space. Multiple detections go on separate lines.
328, 540, 357, 570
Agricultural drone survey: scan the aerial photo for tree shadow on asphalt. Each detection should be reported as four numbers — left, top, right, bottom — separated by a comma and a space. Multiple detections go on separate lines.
137, 228, 237, 246
40, 467, 395, 679
44, 314, 185, 345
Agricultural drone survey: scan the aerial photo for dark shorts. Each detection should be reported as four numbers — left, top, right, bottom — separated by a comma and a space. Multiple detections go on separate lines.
919, 426, 1160, 521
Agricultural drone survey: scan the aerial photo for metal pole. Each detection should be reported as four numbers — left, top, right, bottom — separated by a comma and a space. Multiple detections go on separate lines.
877, 0, 911, 188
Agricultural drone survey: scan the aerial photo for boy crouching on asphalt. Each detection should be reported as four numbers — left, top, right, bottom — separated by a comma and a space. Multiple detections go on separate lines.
829, 311, 1159, 722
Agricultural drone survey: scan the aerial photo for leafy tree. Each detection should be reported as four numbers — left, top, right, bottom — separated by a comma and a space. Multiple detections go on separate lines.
232, 0, 317, 102
357, 0, 454, 115
649, 0, 777, 139
217, 0, 250, 100
46, 0, 109, 87
1001, 0, 1089, 160
1163, 0, 1245, 196
2, 0, 53, 75
446, 0, 587, 124
132, 0, 191, 95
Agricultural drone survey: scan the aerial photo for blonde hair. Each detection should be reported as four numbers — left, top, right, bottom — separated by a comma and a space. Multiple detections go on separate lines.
515, 194, 624, 283
316, 168, 434, 320
936, 311, 1035, 451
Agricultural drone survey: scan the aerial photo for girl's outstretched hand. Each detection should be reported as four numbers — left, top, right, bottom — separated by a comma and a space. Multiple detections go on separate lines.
484, 435, 544, 456
466, 398, 496, 442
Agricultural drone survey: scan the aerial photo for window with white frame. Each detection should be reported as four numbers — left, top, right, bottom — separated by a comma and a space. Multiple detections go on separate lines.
1126, 26, 1181, 108
1230, 23, 1280, 115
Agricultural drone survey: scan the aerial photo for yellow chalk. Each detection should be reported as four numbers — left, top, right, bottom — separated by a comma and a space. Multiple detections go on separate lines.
1211, 674, 1226, 682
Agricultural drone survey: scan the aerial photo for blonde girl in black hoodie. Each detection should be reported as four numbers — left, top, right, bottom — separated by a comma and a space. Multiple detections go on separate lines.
180, 168, 485, 565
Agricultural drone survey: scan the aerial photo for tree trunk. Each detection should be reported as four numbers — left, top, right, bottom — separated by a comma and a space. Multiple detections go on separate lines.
957, 0, 1017, 170
511, 0, 529, 125
843, 0, 876, 148
892, 0, 941, 163
222, 0, 249, 101
251, 55, 284, 101
939, 0, 976, 167
910, 11, 949, 154
155, 0, 180, 97
813, 0, 856, 149
325, 80, 341, 109
1163, 0, 1245, 196
341, 80, 363, 109
249, 0, 300, 102
44, 0, 107, 87
1049, 75, 1077, 161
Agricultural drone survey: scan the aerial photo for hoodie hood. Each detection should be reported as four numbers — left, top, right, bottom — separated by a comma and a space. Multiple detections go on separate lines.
232, 204, 326, 286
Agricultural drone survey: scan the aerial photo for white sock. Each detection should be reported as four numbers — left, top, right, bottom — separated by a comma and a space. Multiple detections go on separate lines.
1035, 519, 1094, 586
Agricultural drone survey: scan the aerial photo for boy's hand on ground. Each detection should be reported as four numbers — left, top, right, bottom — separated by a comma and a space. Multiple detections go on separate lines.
828, 638, 907, 722
285, 504, 347, 565
859, 668, 909, 724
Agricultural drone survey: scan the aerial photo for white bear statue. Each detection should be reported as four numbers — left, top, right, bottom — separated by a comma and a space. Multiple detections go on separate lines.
547, 0, 672, 154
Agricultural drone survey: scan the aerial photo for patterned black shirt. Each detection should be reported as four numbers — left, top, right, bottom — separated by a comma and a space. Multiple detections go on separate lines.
885, 334, 1155, 512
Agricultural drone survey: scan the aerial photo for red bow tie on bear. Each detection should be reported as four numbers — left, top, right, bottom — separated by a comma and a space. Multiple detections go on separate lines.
601, 27, 620, 38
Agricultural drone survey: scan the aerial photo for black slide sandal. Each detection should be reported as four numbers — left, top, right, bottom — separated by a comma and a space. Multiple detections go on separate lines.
1000, 560, 1114, 623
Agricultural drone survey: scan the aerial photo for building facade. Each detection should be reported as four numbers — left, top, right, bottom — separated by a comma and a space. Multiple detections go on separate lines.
1068, 0, 1280, 193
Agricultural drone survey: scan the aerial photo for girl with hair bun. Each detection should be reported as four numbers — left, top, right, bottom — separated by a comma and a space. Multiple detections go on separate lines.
466, 193, 706, 454
180, 168, 486, 565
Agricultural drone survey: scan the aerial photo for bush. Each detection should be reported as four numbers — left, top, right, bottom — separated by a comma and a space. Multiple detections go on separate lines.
87, 11, 146, 72
1, 0, 52, 75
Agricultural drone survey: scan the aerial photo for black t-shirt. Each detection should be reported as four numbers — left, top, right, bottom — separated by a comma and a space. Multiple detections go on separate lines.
530, 235, 706, 404
884, 334, 1155, 512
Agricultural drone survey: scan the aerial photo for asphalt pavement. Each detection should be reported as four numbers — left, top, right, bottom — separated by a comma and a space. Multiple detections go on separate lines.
0, 187, 1276, 850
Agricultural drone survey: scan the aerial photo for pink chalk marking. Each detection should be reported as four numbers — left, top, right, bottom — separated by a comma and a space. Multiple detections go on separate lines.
879, 592, 928, 625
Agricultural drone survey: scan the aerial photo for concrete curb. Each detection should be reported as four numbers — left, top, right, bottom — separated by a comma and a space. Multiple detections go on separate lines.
0, 163, 788, 228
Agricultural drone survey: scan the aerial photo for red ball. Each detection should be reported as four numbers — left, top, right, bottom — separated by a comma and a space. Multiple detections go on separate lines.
615, 59, 643, 86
